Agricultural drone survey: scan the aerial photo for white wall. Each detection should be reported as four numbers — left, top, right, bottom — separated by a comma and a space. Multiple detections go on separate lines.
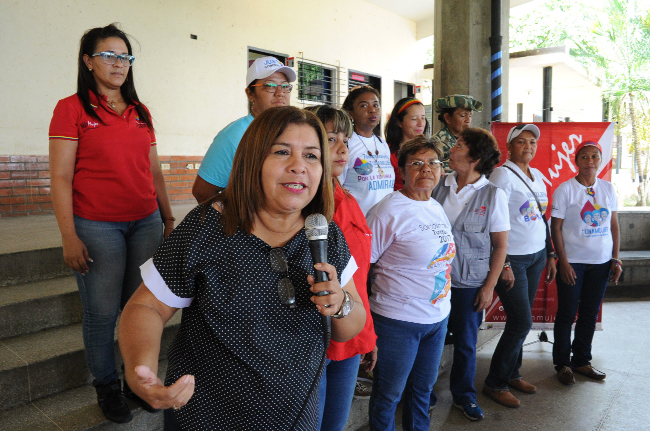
508, 55, 603, 122
0, 0, 422, 156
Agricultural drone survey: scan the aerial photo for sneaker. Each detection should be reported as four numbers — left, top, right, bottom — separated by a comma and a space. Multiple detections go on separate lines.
482, 386, 520, 408
96, 379, 133, 423
572, 365, 606, 380
557, 366, 576, 386
123, 377, 161, 413
354, 380, 372, 399
509, 378, 537, 394
453, 401, 484, 421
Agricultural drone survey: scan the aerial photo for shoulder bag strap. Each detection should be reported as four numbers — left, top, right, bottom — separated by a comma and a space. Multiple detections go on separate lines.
503, 165, 555, 256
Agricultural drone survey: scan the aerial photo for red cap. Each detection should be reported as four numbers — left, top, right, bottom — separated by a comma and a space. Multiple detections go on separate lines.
575, 141, 602, 161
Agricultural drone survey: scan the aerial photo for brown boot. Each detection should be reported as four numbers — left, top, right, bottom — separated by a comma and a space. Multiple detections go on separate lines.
509, 378, 537, 394
482, 386, 521, 408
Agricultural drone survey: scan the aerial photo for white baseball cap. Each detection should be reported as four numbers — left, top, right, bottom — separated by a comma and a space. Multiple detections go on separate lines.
507, 124, 541, 143
246, 56, 297, 87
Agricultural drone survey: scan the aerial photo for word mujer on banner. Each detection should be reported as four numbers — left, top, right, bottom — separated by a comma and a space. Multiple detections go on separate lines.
539, 134, 581, 187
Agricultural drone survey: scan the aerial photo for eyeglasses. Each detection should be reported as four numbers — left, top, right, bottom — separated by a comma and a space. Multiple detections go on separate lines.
251, 83, 293, 93
405, 160, 443, 170
269, 248, 296, 308
91, 52, 135, 66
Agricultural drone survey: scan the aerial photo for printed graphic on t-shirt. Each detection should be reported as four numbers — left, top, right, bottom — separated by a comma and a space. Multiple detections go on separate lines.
353, 157, 373, 175
427, 242, 455, 304
519, 200, 539, 222
580, 201, 610, 235
518, 196, 547, 222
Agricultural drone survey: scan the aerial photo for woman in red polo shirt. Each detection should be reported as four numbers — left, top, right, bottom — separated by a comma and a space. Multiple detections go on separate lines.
48, 24, 173, 424
306, 105, 376, 431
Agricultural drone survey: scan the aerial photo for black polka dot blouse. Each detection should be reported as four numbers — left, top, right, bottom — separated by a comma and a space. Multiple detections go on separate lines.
140, 204, 355, 430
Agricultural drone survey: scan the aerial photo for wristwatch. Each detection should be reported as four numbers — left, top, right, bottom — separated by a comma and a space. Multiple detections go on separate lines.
333, 290, 354, 319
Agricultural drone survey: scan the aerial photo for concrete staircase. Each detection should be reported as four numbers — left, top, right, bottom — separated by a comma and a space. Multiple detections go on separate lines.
0, 211, 189, 430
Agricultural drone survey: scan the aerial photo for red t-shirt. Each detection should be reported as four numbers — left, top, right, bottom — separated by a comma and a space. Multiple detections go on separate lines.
390, 152, 404, 191
49, 92, 158, 222
328, 182, 377, 360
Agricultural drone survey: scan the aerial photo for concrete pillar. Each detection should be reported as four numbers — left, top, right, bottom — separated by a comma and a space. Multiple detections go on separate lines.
433, 0, 509, 130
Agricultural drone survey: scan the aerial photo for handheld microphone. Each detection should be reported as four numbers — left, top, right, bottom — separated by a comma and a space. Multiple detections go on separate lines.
305, 213, 331, 348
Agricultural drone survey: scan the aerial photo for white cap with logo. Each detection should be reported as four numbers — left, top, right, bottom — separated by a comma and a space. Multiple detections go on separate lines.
507, 124, 541, 143
246, 56, 297, 87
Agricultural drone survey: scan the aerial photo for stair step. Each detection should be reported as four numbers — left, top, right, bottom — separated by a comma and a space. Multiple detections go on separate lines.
0, 313, 181, 412
0, 276, 81, 339
0, 247, 71, 287
0, 361, 168, 431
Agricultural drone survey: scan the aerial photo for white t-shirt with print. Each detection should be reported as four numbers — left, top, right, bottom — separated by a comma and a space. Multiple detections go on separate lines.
366, 191, 454, 324
441, 173, 511, 232
339, 132, 395, 215
551, 178, 618, 264
490, 160, 549, 255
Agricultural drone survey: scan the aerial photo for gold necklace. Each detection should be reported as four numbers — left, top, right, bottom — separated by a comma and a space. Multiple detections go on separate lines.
356, 132, 385, 176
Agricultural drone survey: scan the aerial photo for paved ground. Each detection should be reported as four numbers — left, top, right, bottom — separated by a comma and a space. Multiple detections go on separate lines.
358, 298, 650, 431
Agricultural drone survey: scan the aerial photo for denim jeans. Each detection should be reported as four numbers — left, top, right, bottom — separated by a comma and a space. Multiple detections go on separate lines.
318, 354, 361, 431
447, 286, 483, 405
553, 261, 611, 370
73, 208, 163, 386
369, 312, 448, 431
484, 248, 546, 391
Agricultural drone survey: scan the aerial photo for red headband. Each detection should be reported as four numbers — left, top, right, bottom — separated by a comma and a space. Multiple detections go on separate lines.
398, 99, 422, 115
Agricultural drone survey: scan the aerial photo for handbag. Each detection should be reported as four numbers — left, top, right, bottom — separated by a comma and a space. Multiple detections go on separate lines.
503, 164, 556, 258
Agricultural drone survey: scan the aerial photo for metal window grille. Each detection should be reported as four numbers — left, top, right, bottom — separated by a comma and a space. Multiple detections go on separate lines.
296, 57, 347, 107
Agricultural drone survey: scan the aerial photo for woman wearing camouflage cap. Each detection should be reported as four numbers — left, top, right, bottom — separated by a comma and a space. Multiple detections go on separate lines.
433, 95, 483, 171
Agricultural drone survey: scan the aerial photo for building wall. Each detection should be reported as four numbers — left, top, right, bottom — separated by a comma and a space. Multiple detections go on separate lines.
0, 0, 423, 215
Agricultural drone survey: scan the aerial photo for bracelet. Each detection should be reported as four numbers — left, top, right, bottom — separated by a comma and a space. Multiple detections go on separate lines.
163, 217, 176, 222
503, 262, 511, 271
612, 258, 622, 267
164, 226, 174, 230
547, 253, 557, 259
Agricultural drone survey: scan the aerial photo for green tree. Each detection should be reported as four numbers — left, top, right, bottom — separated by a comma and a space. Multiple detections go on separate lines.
572, 0, 650, 204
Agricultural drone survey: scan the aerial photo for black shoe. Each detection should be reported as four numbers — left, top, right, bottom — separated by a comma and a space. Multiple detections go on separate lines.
124, 376, 161, 413
96, 379, 133, 423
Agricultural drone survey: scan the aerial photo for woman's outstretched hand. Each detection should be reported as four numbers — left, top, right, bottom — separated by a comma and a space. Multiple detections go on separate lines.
130, 365, 195, 410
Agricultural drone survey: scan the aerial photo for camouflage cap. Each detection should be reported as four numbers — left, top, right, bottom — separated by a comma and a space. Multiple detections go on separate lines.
434, 95, 483, 113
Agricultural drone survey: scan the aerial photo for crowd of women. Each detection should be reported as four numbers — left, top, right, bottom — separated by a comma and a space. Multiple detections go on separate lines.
48, 23, 622, 431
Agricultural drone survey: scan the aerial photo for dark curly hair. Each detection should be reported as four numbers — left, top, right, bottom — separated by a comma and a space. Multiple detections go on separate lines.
459, 128, 501, 176
385, 98, 430, 154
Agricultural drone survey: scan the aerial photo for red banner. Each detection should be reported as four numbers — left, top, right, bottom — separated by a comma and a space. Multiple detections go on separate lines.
483, 122, 615, 330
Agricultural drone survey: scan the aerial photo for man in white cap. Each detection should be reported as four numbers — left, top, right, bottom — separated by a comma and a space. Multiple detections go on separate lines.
193, 56, 297, 202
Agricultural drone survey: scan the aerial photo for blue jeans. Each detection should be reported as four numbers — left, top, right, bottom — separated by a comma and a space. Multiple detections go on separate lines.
485, 249, 546, 391
447, 286, 483, 405
369, 313, 448, 431
74, 208, 163, 386
553, 261, 610, 370
318, 355, 361, 431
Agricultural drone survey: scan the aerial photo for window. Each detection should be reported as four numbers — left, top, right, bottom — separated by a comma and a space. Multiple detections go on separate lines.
298, 61, 336, 105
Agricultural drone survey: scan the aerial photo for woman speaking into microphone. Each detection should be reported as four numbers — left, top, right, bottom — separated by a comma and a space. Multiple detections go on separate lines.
119, 107, 365, 430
